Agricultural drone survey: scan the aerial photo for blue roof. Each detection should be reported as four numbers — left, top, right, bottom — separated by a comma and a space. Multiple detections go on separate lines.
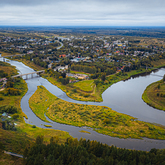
2, 112, 7, 117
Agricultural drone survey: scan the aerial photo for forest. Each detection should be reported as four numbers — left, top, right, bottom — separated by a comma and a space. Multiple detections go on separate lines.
24, 136, 165, 165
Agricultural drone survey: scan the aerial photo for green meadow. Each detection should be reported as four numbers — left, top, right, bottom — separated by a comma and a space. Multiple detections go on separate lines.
29, 85, 165, 140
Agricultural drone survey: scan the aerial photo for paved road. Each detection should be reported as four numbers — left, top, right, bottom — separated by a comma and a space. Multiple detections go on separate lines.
57, 41, 63, 49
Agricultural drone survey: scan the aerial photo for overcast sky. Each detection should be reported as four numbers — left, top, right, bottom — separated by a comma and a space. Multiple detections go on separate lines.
0, 0, 165, 26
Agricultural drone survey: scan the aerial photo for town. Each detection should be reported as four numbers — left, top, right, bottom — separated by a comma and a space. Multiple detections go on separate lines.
0, 28, 165, 165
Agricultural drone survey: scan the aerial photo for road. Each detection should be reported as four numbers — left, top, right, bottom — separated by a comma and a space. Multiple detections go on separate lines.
4, 151, 23, 158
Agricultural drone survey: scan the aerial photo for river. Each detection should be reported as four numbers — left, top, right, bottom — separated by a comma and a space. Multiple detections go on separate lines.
1, 58, 165, 151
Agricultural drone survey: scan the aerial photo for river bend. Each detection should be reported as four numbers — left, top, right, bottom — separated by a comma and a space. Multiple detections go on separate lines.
1, 58, 165, 151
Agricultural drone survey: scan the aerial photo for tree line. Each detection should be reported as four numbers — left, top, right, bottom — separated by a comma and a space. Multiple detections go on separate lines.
24, 136, 165, 165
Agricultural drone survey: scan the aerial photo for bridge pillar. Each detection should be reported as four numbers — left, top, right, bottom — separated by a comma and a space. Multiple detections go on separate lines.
26, 75, 28, 79
3, 57, 5, 62
31, 73, 33, 78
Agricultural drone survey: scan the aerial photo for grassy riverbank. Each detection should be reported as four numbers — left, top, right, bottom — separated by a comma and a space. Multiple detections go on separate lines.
13, 58, 45, 71
42, 68, 151, 102
42, 73, 102, 101
8, 58, 165, 102
29, 85, 165, 139
142, 79, 165, 111
0, 62, 72, 165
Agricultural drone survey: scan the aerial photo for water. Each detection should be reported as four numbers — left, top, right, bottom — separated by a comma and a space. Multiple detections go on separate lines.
1, 58, 165, 151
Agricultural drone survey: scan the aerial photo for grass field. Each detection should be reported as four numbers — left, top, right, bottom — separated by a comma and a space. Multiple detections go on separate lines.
142, 80, 165, 111
29, 85, 165, 140
70, 70, 91, 76
73, 80, 95, 92
42, 74, 102, 102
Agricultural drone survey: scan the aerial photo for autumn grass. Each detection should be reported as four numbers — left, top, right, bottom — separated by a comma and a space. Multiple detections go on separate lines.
79, 130, 91, 134
30, 86, 165, 140
44, 124, 52, 127
142, 80, 165, 111
0, 52, 20, 57
0, 61, 18, 77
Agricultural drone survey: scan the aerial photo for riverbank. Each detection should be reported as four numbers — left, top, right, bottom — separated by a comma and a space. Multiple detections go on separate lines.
0, 62, 72, 165
9, 58, 165, 102
142, 79, 165, 111
29, 85, 165, 140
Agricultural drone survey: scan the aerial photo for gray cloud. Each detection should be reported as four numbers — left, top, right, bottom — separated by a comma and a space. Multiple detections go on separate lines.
0, 0, 165, 26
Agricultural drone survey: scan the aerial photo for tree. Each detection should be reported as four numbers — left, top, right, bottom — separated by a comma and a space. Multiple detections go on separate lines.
101, 73, 106, 81
36, 135, 44, 144
163, 74, 165, 82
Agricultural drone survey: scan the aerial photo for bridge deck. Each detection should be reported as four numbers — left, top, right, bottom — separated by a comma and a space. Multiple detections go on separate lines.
12, 70, 45, 78
4, 151, 23, 158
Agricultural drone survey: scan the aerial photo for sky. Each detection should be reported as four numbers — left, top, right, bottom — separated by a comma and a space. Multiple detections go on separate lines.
0, 0, 165, 26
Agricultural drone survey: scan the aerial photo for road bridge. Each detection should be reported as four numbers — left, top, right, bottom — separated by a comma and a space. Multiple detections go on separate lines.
12, 70, 45, 79
150, 74, 163, 78
4, 151, 23, 158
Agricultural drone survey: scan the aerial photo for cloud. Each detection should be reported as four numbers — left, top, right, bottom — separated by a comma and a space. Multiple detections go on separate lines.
0, 0, 165, 26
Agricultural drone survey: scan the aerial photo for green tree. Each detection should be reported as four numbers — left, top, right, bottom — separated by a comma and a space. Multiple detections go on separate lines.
101, 73, 106, 81
163, 74, 165, 82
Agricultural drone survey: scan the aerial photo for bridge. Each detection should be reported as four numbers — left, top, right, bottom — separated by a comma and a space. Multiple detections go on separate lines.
150, 74, 163, 78
4, 151, 23, 158
12, 70, 45, 79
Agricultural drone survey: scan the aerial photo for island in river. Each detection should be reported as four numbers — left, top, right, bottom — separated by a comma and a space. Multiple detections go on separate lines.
142, 75, 165, 111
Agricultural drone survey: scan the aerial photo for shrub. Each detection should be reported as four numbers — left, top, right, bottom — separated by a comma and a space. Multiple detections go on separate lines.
0, 105, 17, 114
3, 88, 21, 96
0, 96, 4, 101
12, 114, 19, 120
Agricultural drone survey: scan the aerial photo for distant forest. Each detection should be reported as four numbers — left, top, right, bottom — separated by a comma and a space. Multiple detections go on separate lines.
0, 26, 165, 38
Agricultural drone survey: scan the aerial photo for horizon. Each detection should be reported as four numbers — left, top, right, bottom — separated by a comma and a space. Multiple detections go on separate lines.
0, 25, 165, 28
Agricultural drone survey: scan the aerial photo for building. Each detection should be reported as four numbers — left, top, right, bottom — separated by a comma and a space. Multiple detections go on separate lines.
59, 54, 66, 58
66, 73, 89, 80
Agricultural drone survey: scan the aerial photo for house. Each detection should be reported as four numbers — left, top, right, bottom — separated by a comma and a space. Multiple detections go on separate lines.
66, 73, 89, 80
27, 50, 34, 54
59, 54, 66, 58
54, 65, 68, 72
2, 112, 7, 117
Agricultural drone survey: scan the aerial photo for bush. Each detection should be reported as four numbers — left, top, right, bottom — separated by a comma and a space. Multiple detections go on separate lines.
0, 105, 17, 114
12, 114, 19, 120
0, 96, 4, 101
84, 93, 89, 97
3, 88, 21, 96
32, 125, 36, 128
